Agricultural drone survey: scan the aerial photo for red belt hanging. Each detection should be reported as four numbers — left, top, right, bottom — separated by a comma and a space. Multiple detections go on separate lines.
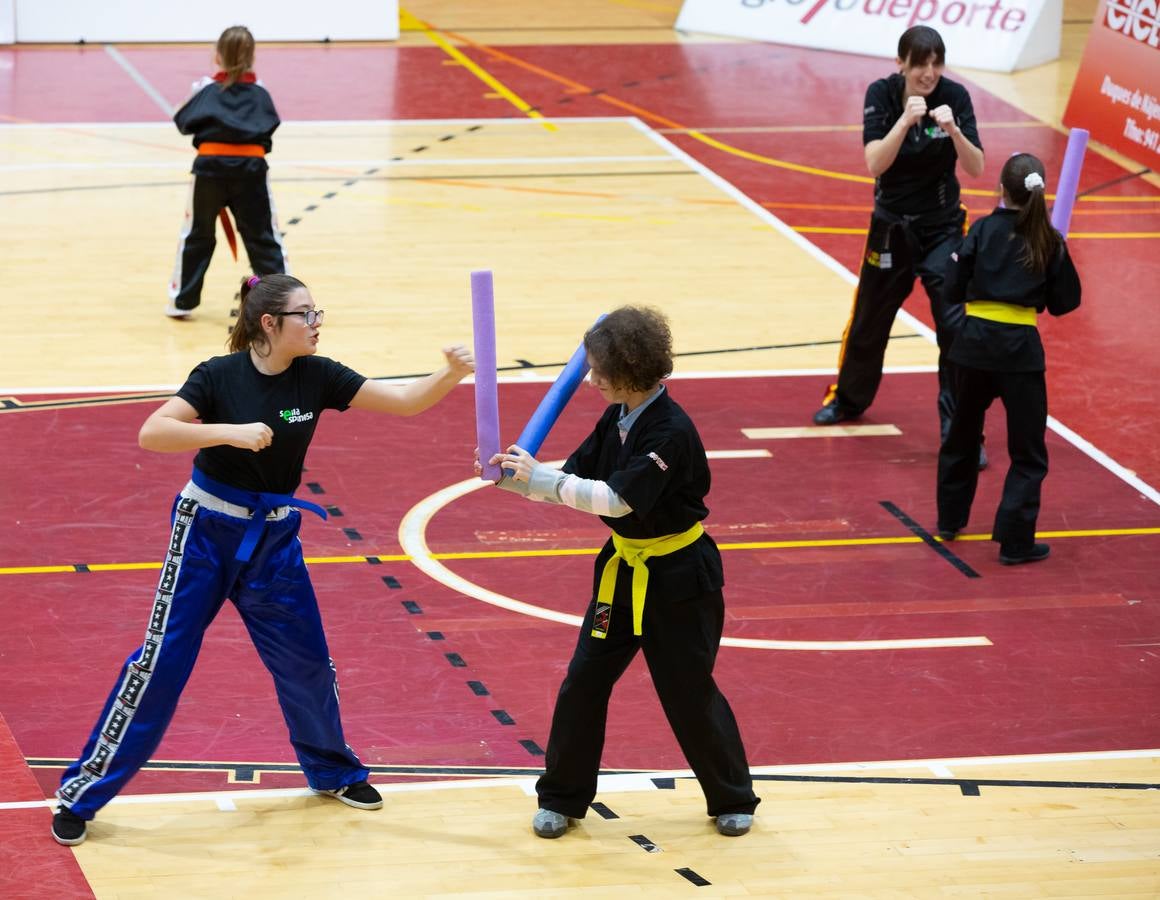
218, 210, 238, 261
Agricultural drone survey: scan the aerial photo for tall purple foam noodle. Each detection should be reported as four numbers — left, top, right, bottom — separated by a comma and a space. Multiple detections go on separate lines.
471, 270, 502, 481
1050, 128, 1090, 236
514, 315, 606, 458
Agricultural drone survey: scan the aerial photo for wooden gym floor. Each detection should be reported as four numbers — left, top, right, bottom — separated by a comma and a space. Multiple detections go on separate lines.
1, 1, 1158, 896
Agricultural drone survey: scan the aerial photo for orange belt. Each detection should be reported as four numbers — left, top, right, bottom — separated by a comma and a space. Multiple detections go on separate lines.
197, 142, 266, 157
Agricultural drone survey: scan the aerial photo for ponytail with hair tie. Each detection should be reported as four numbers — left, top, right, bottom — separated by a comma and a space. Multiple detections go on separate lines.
230, 273, 307, 354
999, 153, 1059, 274
1024, 172, 1045, 191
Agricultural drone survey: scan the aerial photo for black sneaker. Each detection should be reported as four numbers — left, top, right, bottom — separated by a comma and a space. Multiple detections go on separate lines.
51, 807, 87, 846
999, 543, 1050, 566
937, 529, 959, 542
812, 400, 858, 426
316, 781, 383, 810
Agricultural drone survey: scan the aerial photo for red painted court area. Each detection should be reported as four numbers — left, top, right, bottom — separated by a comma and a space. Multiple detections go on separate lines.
1, 35, 1158, 893
1, 375, 1157, 803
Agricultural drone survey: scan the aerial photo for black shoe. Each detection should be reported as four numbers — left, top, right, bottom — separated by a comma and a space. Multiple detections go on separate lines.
937, 529, 958, 542
316, 780, 383, 810
51, 807, 86, 846
813, 400, 858, 426
999, 543, 1050, 566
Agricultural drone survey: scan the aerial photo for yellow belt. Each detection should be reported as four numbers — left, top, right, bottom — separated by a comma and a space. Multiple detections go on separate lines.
593, 522, 704, 638
965, 301, 1037, 326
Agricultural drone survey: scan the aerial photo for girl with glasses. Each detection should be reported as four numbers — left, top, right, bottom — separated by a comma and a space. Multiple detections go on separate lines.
53, 273, 474, 846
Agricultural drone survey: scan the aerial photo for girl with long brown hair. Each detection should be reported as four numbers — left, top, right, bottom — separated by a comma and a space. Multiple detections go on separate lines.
813, 26, 987, 470
53, 274, 473, 845
936, 153, 1081, 564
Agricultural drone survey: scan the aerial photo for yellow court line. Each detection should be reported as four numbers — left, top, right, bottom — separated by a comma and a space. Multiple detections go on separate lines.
4, 527, 1157, 575
796, 226, 1160, 239
1068, 194, 1160, 203
413, 20, 889, 187
794, 226, 872, 235
402, 17, 1160, 205
658, 121, 1056, 136
951, 527, 1160, 541
1062, 232, 1160, 239
399, 8, 554, 131
687, 128, 874, 185
407, 22, 1069, 200
686, 196, 1158, 211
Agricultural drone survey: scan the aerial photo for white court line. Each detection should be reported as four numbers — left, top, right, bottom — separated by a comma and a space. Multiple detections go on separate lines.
743, 425, 903, 439
706, 449, 772, 459
1048, 414, 1160, 506
4, 747, 1155, 812
397, 470, 992, 652
628, 117, 1160, 508
103, 46, 174, 117
0, 155, 676, 173
748, 747, 1160, 776
0, 367, 939, 396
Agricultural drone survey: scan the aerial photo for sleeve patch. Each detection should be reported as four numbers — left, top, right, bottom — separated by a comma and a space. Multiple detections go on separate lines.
647, 451, 669, 471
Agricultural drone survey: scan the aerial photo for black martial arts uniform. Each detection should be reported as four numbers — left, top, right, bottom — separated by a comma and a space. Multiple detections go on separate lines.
936, 208, 1081, 554
825, 73, 982, 434
535, 389, 760, 820
168, 72, 287, 312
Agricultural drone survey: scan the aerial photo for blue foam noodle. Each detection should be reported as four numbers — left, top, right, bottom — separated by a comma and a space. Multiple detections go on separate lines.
515, 315, 606, 457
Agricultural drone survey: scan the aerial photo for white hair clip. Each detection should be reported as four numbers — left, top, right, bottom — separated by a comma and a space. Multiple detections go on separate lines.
1024, 172, 1045, 190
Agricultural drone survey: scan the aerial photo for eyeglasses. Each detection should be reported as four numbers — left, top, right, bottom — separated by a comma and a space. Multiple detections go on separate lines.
274, 309, 325, 327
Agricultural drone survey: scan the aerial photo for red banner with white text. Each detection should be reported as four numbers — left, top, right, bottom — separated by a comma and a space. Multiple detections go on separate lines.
1064, 0, 1160, 167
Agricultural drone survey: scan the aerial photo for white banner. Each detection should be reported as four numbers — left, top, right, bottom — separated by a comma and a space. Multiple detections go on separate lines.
12, 0, 399, 42
676, 0, 1061, 72
0, 0, 13, 44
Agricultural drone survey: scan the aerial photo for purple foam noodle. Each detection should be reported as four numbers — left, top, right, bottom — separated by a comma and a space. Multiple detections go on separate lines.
1050, 128, 1089, 237
471, 270, 502, 481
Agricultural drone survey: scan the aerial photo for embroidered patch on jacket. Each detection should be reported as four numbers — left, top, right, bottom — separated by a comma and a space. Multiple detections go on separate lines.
591, 602, 612, 639
648, 451, 669, 471
950, 251, 959, 262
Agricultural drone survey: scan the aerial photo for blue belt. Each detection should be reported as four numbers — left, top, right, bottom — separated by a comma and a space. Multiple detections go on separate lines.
191, 468, 328, 562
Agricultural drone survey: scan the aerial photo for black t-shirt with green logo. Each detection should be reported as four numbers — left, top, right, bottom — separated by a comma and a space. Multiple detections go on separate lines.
863, 73, 981, 218
176, 352, 366, 494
